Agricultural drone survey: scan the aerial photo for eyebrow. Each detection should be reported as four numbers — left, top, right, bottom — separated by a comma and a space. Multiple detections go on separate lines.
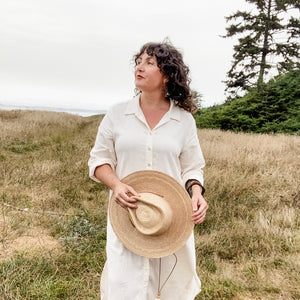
137, 55, 155, 61
145, 54, 155, 59
144, 56, 156, 63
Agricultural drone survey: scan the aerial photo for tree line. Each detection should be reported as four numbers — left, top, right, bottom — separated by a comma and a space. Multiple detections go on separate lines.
195, 69, 300, 134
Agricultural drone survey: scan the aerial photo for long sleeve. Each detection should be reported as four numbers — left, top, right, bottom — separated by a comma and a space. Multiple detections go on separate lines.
88, 109, 117, 183
179, 116, 205, 187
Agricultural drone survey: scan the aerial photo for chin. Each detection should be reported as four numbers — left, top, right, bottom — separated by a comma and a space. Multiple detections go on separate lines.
135, 84, 144, 92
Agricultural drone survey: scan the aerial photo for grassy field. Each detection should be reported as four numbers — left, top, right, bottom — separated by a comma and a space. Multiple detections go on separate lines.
0, 109, 299, 299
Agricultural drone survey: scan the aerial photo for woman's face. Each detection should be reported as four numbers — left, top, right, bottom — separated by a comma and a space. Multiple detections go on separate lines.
135, 52, 167, 94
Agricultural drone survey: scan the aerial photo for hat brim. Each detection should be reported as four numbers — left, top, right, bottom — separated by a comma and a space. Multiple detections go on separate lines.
109, 170, 194, 258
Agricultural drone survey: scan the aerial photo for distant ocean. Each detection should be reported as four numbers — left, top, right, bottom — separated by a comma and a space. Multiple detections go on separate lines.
0, 103, 106, 117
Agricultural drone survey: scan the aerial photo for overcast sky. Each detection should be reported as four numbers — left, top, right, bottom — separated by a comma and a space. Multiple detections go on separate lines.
0, 0, 252, 111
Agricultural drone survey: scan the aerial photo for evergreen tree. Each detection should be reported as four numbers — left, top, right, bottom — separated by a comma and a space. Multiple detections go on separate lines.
223, 0, 300, 98
191, 90, 203, 109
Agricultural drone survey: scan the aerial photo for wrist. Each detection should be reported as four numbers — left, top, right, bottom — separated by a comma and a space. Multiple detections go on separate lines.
185, 179, 205, 197
192, 184, 202, 194
110, 178, 122, 191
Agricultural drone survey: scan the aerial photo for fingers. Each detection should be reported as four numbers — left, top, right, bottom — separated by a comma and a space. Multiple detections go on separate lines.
115, 194, 137, 208
192, 197, 198, 212
114, 192, 137, 208
192, 197, 208, 224
192, 209, 207, 224
127, 185, 140, 197
113, 184, 139, 209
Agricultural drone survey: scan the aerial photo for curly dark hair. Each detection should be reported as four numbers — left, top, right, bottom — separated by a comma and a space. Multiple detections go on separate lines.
134, 41, 198, 114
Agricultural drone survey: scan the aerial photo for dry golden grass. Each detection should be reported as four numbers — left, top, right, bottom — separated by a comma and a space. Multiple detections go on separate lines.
0, 109, 299, 299
195, 129, 299, 299
0, 222, 62, 261
0, 110, 82, 140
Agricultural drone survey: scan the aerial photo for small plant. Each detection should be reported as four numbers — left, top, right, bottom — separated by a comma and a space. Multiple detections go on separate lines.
58, 216, 101, 251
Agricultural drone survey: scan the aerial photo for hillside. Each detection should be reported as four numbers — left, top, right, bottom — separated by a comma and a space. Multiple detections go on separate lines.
195, 70, 300, 134
0, 109, 299, 299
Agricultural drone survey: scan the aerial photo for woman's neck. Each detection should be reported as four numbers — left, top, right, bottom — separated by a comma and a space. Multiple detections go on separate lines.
139, 92, 169, 110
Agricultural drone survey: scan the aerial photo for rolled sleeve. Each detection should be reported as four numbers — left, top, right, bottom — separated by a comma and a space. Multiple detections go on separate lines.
88, 110, 117, 183
180, 118, 205, 187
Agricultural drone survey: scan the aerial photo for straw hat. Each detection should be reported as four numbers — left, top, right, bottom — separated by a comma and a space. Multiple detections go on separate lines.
109, 170, 194, 258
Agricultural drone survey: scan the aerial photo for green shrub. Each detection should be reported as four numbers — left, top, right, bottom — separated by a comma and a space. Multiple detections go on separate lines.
195, 70, 300, 134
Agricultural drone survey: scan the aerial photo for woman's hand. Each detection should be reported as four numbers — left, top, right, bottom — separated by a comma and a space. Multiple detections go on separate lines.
94, 165, 139, 209
112, 182, 140, 209
191, 185, 208, 224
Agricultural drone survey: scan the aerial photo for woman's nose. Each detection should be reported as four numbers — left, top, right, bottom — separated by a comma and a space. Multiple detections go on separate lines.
136, 62, 145, 71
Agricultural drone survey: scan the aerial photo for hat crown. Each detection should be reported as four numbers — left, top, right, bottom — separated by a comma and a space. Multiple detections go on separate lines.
129, 192, 173, 236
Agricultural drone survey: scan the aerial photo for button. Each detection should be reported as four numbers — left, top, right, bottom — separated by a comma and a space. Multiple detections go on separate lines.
148, 146, 151, 151
147, 163, 151, 167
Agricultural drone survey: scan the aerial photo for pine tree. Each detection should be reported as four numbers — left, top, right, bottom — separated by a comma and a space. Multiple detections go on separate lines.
223, 0, 300, 98
191, 90, 203, 109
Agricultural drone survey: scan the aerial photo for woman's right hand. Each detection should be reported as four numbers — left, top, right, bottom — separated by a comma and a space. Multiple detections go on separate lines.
94, 165, 139, 209
112, 182, 139, 209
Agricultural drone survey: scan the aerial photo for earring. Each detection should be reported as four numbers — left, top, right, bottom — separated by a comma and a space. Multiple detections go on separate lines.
134, 88, 141, 96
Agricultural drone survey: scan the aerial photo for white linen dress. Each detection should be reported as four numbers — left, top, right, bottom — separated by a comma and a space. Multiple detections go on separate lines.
88, 95, 205, 300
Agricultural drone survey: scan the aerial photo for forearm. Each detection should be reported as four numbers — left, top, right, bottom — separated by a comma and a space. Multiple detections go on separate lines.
94, 164, 138, 209
94, 164, 121, 190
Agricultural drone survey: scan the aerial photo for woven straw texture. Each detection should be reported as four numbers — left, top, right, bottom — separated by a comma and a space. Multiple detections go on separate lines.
109, 170, 194, 258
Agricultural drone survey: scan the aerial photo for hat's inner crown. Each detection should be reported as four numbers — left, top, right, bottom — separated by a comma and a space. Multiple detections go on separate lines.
129, 192, 173, 236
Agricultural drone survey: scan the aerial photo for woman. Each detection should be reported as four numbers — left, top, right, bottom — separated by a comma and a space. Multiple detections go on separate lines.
88, 41, 208, 299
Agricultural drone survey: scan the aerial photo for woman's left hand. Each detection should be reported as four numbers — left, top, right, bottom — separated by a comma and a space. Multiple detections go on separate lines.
191, 185, 208, 224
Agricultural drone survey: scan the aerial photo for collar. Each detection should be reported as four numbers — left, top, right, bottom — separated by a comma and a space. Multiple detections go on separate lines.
125, 95, 181, 122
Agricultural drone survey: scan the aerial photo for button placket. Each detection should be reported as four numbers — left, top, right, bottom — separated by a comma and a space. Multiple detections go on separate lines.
146, 131, 153, 169
143, 257, 150, 293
